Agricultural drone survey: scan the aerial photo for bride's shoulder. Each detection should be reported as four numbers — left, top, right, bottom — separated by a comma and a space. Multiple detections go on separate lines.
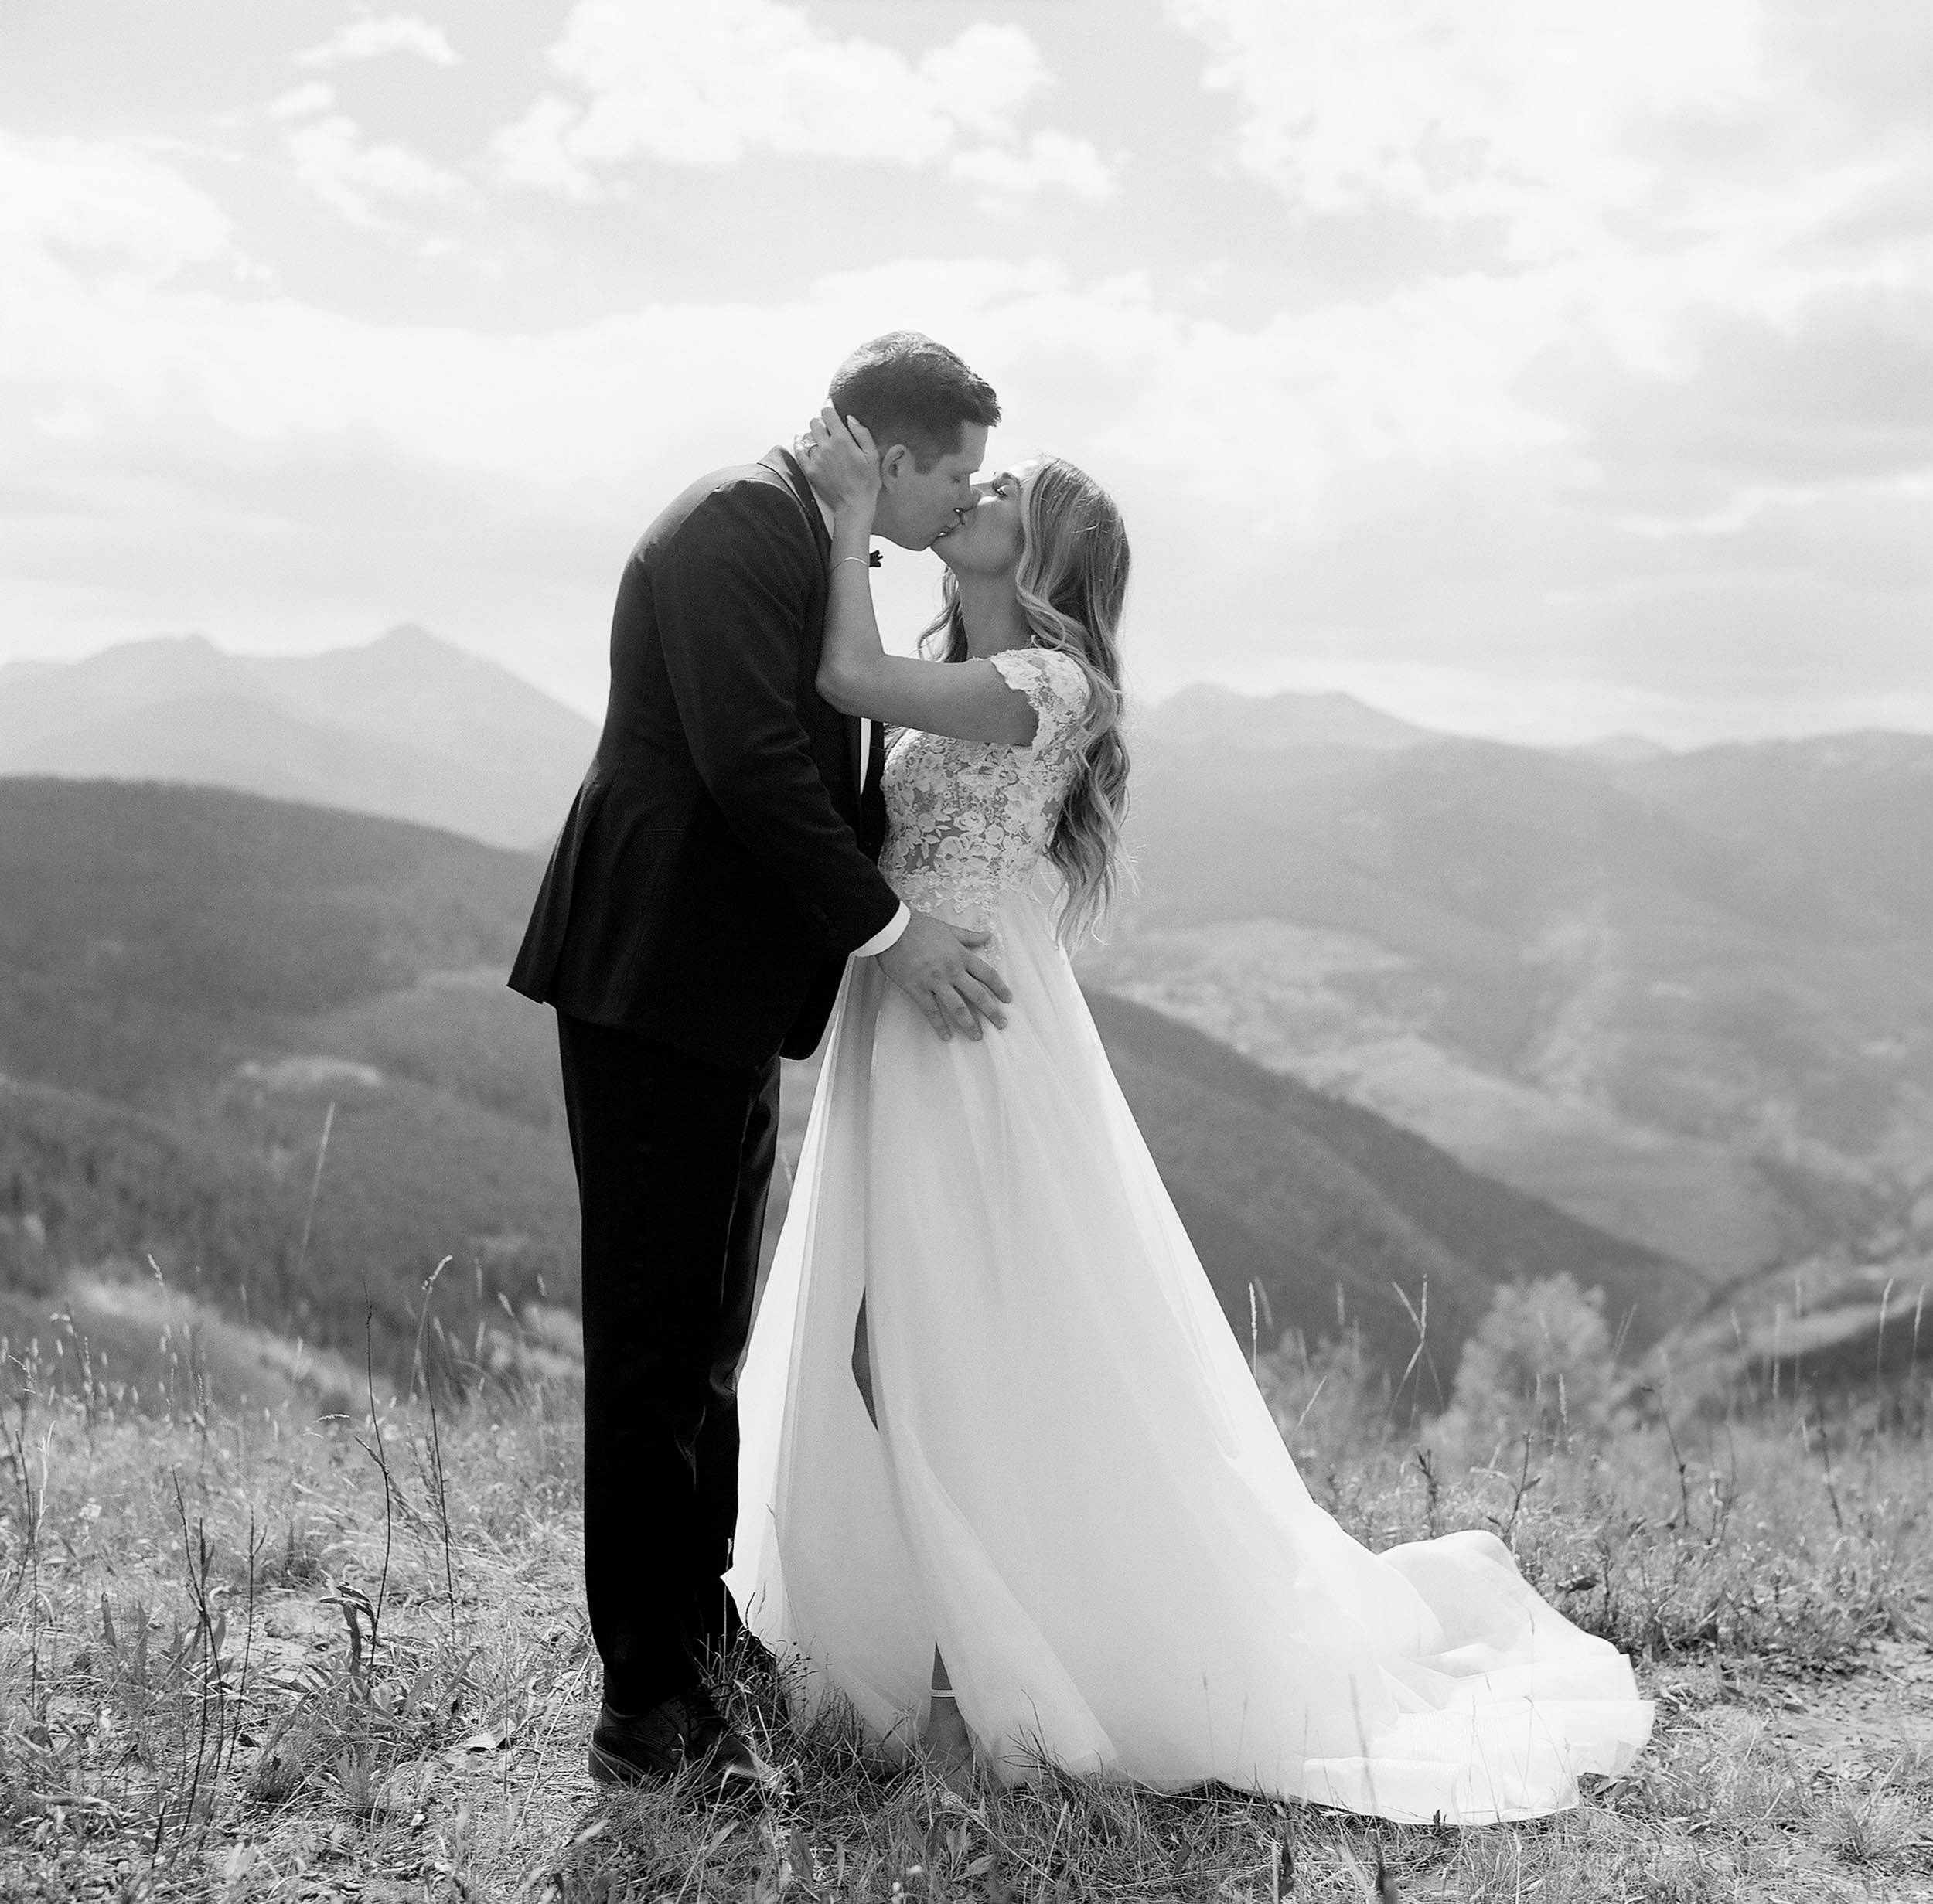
989, 645, 1093, 748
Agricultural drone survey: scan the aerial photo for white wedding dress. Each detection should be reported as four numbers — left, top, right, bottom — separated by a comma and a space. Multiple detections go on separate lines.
728, 647, 1652, 1823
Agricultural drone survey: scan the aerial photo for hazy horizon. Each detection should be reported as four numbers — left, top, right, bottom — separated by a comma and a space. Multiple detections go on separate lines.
11, 619, 1933, 754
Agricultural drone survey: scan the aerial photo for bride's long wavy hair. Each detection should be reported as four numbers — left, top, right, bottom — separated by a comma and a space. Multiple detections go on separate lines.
920, 457, 1133, 945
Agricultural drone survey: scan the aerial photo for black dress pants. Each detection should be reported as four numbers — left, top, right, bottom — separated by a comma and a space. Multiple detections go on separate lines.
556, 1012, 781, 1714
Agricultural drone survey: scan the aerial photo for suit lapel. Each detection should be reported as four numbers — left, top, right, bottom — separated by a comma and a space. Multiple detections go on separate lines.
760, 445, 864, 800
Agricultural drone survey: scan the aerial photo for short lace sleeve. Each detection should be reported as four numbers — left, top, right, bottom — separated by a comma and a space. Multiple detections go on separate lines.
990, 646, 1092, 753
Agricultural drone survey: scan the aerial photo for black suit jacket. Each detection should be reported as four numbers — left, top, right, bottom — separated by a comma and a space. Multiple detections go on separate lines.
509, 448, 899, 1068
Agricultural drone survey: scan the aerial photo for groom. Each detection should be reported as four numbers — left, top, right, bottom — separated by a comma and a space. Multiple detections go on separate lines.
510, 332, 1009, 1796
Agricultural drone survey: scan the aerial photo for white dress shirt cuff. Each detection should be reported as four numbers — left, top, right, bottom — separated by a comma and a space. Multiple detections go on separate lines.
853, 901, 911, 959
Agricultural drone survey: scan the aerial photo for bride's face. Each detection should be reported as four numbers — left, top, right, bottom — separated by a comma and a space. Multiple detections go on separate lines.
932, 466, 1028, 579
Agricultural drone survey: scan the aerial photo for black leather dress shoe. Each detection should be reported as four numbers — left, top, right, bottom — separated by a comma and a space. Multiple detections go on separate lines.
588, 1692, 769, 1797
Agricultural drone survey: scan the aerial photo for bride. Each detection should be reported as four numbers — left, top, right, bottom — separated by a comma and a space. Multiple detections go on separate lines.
727, 412, 1652, 1824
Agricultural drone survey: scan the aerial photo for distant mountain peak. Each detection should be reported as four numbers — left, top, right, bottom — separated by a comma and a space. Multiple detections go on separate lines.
80, 632, 223, 667
108, 632, 220, 656
346, 623, 496, 683
60, 632, 233, 695
1140, 684, 1434, 752
0, 626, 597, 850
371, 622, 455, 656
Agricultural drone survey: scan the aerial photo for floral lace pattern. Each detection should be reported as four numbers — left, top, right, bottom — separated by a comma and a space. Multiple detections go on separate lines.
880, 646, 1092, 927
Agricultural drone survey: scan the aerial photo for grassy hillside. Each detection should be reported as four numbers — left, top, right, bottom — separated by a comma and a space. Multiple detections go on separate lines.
1651, 1248, 1933, 1411
4, 1327, 1929, 1900
1090, 993, 1697, 1400
0, 778, 575, 1373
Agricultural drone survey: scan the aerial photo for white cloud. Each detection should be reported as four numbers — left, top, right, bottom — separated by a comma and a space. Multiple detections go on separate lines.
268, 83, 336, 121
0, 131, 233, 296
297, 15, 459, 69
1161, 0, 1933, 656
6, 195, 1922, 739
491, 0, 1113, 207
489, 97, 598, 200
1167, 0, 1933, 318
282, 115, 476, 230
950, 131, 1117, 218
1168, 0, 1784, 252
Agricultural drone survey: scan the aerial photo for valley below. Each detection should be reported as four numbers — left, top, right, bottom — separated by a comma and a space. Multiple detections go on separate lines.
1086, 697, 1933, 1310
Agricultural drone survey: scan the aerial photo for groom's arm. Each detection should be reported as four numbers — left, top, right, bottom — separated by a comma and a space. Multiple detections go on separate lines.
653, 478, 903, 956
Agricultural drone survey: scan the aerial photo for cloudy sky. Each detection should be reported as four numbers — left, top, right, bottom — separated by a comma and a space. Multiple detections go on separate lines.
4, 0, 1930, 745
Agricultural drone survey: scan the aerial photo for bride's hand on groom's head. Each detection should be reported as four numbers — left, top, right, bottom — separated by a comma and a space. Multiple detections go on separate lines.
801, 405, 882, 515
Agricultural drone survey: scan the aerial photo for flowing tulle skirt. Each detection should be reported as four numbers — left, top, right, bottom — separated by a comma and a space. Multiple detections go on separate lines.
728, 887, 1651, 1824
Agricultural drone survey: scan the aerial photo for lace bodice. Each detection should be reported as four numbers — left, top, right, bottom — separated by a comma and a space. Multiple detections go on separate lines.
879, 646, 1092, 925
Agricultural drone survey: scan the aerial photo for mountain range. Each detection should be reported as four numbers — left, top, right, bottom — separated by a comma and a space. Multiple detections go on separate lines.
0, 778, 1689, 1405
1101, 693, 1933, 1282
9, 628, 1931, 1297
0, 627, 596, 850
1135, 684, 1435, 754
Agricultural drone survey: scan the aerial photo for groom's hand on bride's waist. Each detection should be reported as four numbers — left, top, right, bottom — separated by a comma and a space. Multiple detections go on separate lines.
873, 911, 1011, 1042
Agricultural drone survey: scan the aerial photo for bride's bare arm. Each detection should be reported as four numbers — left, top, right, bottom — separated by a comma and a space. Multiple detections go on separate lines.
820, 575, 1037, 744
804, 412, 1038, 746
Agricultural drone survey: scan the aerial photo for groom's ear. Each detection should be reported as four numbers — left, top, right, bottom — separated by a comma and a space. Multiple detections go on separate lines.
876, 442, 915, 487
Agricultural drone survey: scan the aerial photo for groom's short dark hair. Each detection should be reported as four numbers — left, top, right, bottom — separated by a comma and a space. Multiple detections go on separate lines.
829, 332, 1001, 471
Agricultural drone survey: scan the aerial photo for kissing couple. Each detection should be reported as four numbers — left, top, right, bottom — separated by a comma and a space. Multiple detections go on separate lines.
510, 332, 1652, 1822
